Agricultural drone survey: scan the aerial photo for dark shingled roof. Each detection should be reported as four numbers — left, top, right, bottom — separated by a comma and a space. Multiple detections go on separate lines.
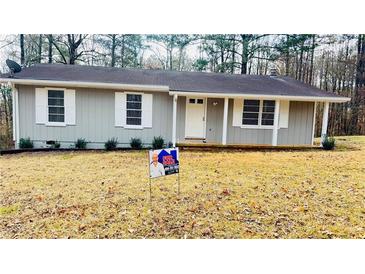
2, 63, 343, 98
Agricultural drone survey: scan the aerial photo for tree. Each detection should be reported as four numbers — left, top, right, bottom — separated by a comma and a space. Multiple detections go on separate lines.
37, 34, 42, 63
350, 34, 365, 134
47, 34, 53, 63
51, 34, 88, 64
20, 34, 25, 65
0, 84, 13, 149
147, 35, 197, 71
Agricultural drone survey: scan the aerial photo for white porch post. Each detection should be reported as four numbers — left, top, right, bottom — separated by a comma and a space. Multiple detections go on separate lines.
272, 100, 280, 146
222, 97, 229, 145
321, 101, 330, 144
172, 94, 178, 147
311, 102, 317, 145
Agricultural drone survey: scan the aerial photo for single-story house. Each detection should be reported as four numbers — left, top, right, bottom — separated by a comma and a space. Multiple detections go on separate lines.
0, 64, 350, 149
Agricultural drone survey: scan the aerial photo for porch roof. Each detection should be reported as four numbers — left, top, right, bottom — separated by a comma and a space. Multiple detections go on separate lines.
1, 63, 350, 102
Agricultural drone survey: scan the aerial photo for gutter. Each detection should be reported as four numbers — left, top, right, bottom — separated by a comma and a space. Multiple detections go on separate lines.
169, 91, 351, 103
0, 78, 170, 92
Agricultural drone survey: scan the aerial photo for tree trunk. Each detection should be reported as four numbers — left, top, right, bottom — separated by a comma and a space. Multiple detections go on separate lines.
121, 35, 125, 67
309, 35, 316, 85
240, 35, 248, 74
298, 42, 304, 81
111, 34, 116, 67
178, 47, 183, 71
20, 34, 25, 65
47, 35, 53, 63
350, 34, 365, 134
231, 35, 235, 74
38, 34, 42, 63
285, 35, 290, 76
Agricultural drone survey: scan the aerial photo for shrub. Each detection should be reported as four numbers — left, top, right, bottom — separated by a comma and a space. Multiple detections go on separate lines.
322, 136, 336, 150
167, 141, 174, 148
75, 138, 87, 149
19, 137, 33, 149
105, 138, 118, 150
152, 136, 164, 149
130, 138, 143, 149
53, 141, 61, 149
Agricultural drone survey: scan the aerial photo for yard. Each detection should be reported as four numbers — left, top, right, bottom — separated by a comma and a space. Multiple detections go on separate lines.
1, 136, 364, 239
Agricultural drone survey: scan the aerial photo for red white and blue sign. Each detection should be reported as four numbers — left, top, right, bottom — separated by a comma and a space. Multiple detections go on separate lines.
149, 148, 179, 178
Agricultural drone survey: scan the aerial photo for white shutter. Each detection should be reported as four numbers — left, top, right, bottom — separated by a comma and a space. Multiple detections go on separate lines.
65, 89, 76, 125
35, 88, 47, 124
142, 93, 153, 128
279, 101, 290, 128
232, 98, 243, 127
115, 92, 126, 127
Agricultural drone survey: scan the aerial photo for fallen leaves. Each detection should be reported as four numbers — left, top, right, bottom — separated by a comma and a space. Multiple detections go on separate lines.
0, 136, 364, 238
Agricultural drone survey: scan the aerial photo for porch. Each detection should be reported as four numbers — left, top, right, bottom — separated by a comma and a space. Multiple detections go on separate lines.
170, 93, 331, 147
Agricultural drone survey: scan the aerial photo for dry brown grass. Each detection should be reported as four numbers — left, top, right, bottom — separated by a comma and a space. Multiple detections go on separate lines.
1, 136, 364, 239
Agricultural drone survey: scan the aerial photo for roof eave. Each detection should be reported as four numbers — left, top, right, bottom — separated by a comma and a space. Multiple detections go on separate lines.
169, 91, 351, 103
0, 78, 170, 92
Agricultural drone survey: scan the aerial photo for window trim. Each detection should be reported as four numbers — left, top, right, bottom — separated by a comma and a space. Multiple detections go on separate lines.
124, 91, 144, 129
45, 87, 66, 127
241, 99, 276, 129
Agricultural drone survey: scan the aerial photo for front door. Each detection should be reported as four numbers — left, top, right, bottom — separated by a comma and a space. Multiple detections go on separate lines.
185, 97, 206, 138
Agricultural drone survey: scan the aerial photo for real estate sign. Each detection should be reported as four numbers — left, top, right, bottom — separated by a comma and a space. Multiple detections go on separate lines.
149, 148, 179, 178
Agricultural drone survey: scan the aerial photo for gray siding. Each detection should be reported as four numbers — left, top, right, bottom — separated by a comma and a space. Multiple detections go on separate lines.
177, 97, 314, 145
176, 96, 186, 142
227, 99, 273, 145
277, 101, 314, 145
227, 100, 314, 145
17, 85, 173, 148
206, 98, 224, 143
17, 85, 314, 148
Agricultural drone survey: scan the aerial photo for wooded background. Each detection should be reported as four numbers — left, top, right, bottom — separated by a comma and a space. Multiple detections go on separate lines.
0, 34, 364, 148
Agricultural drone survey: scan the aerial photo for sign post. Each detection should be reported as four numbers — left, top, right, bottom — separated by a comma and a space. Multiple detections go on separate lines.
148, 147, 180, 202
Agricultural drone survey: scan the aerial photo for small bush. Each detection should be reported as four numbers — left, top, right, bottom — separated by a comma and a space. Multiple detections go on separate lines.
322, 136, 336, 150
167, 141, 174, 148
75, 138, 87, 149
130, 138, 143, 149
53, 141, 61, 149
19, 137, 33, 149
152, 136, 164, 149
105, 138, 118, 150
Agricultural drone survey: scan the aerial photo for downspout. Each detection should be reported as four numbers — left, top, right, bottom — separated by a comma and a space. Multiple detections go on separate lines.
11, 83, 16, 142
11, 83, 20, 148
16, 87, 20, 147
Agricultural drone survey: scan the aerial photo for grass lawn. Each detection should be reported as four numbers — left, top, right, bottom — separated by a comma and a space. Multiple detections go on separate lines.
1, 136, 364, 239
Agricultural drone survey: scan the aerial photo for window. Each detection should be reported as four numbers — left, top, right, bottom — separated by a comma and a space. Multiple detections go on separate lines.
126, 94, 142, 126
188, 98, 204, 104
242, 99, 260, 125
48, 90, 65, 123
261, 100, 275, 126
242, 99, 276, 127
